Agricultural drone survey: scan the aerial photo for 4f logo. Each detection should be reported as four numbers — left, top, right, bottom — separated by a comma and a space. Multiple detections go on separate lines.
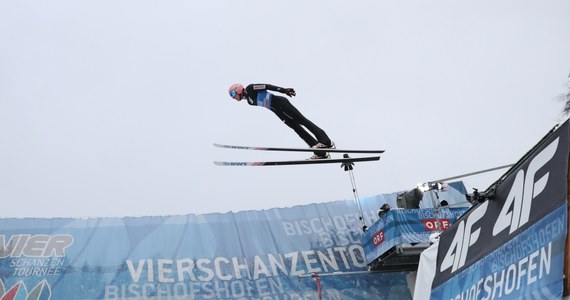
439, 201, 488, 273
439, 137, 559, 275
493, 137, 559, 235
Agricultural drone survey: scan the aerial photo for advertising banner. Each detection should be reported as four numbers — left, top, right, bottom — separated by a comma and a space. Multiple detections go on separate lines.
431, 203, 567, 299
361, 208, 468, 264
433, 120, 569, 291
0, 183, 467, 300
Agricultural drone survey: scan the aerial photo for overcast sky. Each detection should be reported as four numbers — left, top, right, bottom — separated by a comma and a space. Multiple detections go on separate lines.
1, 0, 569, 218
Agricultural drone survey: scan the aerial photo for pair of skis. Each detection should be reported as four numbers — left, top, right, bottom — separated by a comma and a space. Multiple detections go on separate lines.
213, 143, 384, 166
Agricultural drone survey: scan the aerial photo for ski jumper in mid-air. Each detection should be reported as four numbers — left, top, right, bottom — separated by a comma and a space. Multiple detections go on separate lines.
228, 83, 335, 159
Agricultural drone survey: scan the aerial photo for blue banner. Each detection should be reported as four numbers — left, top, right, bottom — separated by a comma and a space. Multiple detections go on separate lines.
0, 183, 468, 300
430, 203, 567, 299
361, 208, 468, 264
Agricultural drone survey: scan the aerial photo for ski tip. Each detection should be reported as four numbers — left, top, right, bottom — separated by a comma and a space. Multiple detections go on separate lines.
213, 143, 255, 150
214, 161, 260, 166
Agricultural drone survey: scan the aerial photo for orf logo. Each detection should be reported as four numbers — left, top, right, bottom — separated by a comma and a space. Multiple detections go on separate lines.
0, 279, 51, 300
372, 230, 385, 246
423, 219, 451, 231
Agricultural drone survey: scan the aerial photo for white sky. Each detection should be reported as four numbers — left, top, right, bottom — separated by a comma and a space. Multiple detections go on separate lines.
1, 0, 569, 218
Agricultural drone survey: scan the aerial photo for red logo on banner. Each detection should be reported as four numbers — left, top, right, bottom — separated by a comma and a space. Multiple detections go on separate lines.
0, 279, 51, 300
423, 219, 451, 231
372, 230, 385, 246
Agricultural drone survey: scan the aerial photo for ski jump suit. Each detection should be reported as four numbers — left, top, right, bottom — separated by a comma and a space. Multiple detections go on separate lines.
243, 84, 333, 150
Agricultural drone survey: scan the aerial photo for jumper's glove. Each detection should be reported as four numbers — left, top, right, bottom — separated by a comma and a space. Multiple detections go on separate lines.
283, 88, 296, 97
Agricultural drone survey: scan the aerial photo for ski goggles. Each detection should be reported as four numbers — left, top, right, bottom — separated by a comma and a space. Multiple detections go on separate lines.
230, 89, 238, 98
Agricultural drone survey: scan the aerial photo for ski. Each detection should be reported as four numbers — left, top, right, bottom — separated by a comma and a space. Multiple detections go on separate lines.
214, 156, 381, 166
213, 143, 385, 154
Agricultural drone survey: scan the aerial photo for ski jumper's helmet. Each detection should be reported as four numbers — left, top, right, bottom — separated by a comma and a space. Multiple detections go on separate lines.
228, 83, 244, 100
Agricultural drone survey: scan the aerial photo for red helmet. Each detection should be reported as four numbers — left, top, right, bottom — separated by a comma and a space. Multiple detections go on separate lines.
228, 83, 244, 100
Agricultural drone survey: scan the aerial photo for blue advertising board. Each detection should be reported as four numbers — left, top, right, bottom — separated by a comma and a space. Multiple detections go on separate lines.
430, 203, 567, 299
432, 119, 569, 299
362, 208, 468, 264
0, 183, 468, 300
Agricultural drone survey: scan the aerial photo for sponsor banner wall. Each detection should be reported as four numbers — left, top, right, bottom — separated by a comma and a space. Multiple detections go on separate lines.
430, 203, 567, 299
433, 120, 570, 289
0, 183, 468, 300
362, 207, 468, 264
